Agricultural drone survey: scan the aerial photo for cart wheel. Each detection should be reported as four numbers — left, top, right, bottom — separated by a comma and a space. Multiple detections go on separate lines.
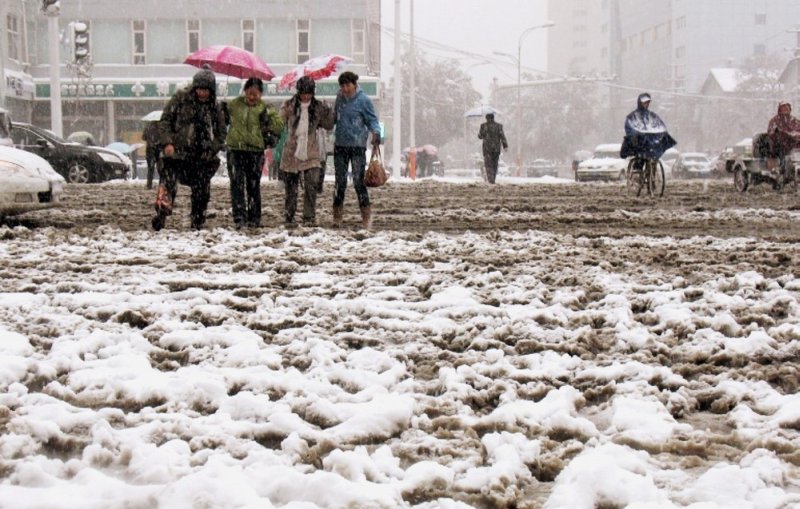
733, 165, 749, 192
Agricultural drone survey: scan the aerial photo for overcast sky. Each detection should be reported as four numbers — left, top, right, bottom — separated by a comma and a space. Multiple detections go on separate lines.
379, 0, 550, 100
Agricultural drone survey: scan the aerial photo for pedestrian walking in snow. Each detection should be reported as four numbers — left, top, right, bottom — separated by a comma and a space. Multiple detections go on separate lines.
478, 113, 508, 184
152, 66, 226, 231
333, 71, 382, 229
225, 77, 283, 229
279, 76, 335, 227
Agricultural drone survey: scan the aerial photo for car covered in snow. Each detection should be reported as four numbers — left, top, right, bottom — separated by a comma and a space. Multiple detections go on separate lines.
10, 122, 131, 183
0, 145, 65, 219
525, 158, 557, 178
671, 152, 712, 179
575, 143, 627, 182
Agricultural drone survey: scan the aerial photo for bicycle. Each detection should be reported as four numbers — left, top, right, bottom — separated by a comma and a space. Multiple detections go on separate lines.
626, 155, 665, 197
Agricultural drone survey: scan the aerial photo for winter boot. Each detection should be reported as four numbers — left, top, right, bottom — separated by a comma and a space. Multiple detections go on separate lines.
332, 205, 343, 228
151, 212, 166, 231
360, 205, 372, 230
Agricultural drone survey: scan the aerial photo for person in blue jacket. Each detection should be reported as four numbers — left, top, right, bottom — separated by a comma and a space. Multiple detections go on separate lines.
333, 71, 381, 229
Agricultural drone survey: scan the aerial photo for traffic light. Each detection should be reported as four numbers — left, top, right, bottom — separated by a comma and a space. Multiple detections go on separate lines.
41, 0, 60, 15
72, 22, 90, 64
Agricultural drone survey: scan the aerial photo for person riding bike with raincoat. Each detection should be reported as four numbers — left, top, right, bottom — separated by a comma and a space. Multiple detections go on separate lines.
620, 93, 676, 162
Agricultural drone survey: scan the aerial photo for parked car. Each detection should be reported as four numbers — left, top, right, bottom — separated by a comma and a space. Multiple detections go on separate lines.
660, 147, 680, 176
10, 122, 131, 183
671, 152, 712, 179
575, 143, 627, 182
526, 158, 557, 178
0, 145, 65, 220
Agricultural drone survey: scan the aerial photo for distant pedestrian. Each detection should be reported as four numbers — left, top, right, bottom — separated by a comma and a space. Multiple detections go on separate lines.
279, 76, 335, 227
478, 113, 508, 184
333, 71, 381, 229
152, 66, 226, 231
142, 121, 162, 188
224, 76, 283, 228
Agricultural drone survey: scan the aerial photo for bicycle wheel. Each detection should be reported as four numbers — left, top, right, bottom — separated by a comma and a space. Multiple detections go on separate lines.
649, 159, 665, 197
626, 158, 643, 196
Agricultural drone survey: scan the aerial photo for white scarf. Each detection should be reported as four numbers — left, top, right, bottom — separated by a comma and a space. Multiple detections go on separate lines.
294, 102, 310, 161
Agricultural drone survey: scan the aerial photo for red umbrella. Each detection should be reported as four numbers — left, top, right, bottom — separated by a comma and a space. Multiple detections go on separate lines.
278, 54, 352, 91
184, 45, 275, 81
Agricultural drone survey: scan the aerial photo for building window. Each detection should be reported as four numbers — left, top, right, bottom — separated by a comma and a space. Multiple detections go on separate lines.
133, 19, 146, 65
296, 19, 310, 64
187, 20, 200, 54
675, 46, 685, 59
601, 23, 608, 34
6, 13, 20, 61
351, 18, 365, 64
754, 44, 766, 55
601, 47, 608, 57
242, 19, 255, 52
676, 16, 686, 29
755, 13, 767, 25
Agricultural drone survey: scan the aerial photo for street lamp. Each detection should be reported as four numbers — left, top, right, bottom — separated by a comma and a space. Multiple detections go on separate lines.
494, 21, 554, 176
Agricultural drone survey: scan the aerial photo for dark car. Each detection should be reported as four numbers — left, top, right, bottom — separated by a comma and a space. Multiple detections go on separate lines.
10, 122, 131, 183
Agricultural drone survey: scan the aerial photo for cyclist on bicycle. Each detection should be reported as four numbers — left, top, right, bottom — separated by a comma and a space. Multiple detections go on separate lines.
620, 93, 676, 162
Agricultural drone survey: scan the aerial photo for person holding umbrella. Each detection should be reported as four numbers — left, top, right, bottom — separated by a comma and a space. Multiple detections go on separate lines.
333, 71, 381, 229
152, 66, 226, 231
278, 76, 335, 227
224, 76, 283, 228
478, 113, 508, 184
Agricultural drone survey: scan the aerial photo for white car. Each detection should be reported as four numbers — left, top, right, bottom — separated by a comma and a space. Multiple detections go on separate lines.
0, 145, 65, 219
576, 143, 627, 182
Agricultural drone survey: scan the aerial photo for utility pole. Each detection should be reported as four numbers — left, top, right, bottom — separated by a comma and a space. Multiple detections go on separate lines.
42, 0, 63, 136
409, 0, 415, 150
391, 0, 402, 178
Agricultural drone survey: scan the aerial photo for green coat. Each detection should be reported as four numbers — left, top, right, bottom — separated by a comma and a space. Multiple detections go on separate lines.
225, 96, 283, 152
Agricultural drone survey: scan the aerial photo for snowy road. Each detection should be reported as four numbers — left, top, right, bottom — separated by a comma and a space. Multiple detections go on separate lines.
0, 177, 798, 508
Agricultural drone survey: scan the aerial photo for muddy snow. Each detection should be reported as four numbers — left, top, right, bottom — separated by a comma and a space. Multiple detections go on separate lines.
0, 177, 798, 508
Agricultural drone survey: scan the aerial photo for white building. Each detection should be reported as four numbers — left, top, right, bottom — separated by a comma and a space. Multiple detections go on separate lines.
0, 0, 381, 144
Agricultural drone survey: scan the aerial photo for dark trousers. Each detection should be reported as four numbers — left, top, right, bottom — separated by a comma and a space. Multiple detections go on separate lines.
483, 150, 501, 184
157, 158, 216, 226
145, 145, 160, 189
333, 146, 369, 207
283, 168, 320, 224
228, 150, 264, 227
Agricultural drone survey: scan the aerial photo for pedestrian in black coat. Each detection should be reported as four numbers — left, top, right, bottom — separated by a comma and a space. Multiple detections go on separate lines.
478, 113, 508, 184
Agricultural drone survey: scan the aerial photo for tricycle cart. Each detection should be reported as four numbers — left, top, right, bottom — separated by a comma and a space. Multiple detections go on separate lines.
729, 133, 799, 192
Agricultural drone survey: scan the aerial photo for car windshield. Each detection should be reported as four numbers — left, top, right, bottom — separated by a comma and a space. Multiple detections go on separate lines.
594, 150, 619, 159
684, 155, 709, 163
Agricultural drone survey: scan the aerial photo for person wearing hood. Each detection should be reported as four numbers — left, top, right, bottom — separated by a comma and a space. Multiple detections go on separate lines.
620, 93, 676, 160
767, 101, 800, 160
478, 113, 508, 184
333, 71, 381, 229
225, 76, 283, 229
279, 76, 335, 227
153, 66, 226, 231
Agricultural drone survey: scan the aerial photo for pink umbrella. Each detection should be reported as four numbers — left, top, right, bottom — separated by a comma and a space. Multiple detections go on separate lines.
184, 45, 275, 81
278, 54, 353, 91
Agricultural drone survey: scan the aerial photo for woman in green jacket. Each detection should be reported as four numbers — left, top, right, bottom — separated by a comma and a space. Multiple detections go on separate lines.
225, 77, 283, 228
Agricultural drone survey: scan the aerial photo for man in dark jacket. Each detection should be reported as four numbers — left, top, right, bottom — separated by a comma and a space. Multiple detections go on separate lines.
142, 120, 161, 190
152, 66, 226, 231
478, 113, 508, 184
